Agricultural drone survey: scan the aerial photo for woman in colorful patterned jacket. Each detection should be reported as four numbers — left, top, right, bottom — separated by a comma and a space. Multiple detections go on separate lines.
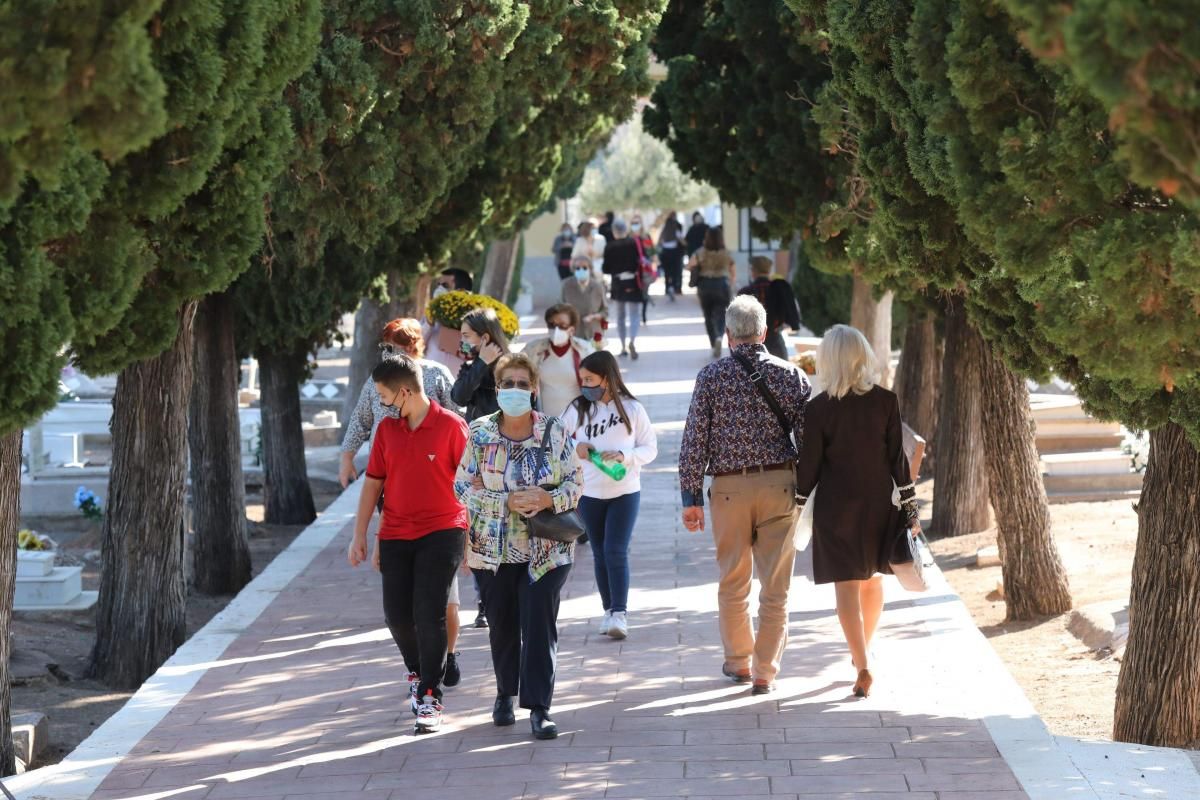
454, 352, 583, 741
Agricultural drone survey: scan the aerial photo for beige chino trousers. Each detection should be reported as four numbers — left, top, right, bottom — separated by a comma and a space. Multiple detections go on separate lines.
709, 468, 799, 682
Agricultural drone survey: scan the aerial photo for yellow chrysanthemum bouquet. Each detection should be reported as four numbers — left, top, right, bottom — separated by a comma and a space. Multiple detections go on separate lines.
426, 291, 521, 338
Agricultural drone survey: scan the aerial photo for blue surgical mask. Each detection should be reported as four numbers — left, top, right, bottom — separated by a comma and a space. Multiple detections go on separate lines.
581, 385, 605, 403
497, 388, 533, 417
574, 268, 590, 283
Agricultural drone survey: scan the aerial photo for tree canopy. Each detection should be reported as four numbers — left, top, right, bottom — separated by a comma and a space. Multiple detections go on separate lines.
579, 117, 718, 214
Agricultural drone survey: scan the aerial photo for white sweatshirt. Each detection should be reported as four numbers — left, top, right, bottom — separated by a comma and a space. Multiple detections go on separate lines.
561, 397, 658, 499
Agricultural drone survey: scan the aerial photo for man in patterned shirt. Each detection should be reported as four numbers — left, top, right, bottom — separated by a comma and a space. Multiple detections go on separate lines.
678, 295, 812, 695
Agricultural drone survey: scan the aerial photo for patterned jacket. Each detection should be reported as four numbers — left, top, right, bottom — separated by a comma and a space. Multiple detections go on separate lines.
454, 411, 583, 582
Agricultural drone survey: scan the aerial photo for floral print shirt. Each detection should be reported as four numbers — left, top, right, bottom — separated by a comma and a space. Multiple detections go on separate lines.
454, 412, 583, 582
678, 343, 812, 506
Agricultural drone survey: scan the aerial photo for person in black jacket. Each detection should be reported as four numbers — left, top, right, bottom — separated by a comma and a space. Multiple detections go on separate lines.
601, 218, 646, 360
737, 256, 802, 360
451, 307, 510, 422
684, 211, 709, 258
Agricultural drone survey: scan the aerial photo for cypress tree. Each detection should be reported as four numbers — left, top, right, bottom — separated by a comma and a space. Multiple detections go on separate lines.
55, 0, 323, 689
0, 4, 169, 772
787, 0, 1074, 616
885, 0, 1200, 747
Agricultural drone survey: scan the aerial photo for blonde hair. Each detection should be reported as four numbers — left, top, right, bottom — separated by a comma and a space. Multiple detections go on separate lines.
816, 325, 878, 399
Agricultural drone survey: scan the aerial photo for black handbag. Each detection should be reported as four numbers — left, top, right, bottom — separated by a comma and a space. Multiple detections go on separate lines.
525, 419, 587, 544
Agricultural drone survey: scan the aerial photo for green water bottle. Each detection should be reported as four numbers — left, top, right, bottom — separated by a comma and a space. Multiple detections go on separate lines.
588, 450, 627, 481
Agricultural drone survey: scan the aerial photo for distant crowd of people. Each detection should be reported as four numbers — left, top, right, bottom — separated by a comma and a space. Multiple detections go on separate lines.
339, 214, 916, 739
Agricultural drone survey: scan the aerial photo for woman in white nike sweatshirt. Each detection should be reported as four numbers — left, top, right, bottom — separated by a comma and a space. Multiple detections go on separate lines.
562, 350, 658, 640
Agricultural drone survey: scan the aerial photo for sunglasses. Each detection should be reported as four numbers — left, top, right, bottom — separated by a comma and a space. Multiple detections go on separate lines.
498, 379, 533, 391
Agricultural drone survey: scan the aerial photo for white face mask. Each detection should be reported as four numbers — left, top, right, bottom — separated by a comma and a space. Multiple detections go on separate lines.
550, 327, 570, 347
432, 285, 449, 298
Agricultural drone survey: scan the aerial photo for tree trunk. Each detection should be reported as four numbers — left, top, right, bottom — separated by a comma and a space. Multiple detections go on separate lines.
259, 346, 315, 525
0, 430, 19, 776
1113, 422, 1200, 747
850, 274, 894, 388
479, 236, 521, 302
339, 272, 424, 445
931, 297, 991, 536
974, 327, 1071, 619
188, 292, 251, 596
89, 306, 195, 689
893, 311, 942, 476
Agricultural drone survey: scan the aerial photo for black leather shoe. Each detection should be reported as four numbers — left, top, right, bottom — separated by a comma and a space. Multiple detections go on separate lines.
492, 695, 515, 727
530, 706, 558, 740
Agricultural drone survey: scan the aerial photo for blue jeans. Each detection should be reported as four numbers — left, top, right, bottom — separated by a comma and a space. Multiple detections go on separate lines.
578, 492, 640, 613
615, 300, 640, 346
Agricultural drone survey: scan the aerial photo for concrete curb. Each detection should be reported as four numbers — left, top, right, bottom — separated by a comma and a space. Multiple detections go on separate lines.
6, 482, 362, 800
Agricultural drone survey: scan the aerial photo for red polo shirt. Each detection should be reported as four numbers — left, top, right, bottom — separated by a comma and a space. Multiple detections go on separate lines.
365, 402, 469, 540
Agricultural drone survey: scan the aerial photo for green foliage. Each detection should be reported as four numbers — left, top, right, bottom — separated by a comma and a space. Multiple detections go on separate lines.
233, 2, 528, 361
1003, 0, 1200, 210
792, 243, 851, 334
579, 117, 718, 213
790, 0, 1200, 444
0, 3, 169, 434
60, 0, 322, 376
645, 0, 833, 243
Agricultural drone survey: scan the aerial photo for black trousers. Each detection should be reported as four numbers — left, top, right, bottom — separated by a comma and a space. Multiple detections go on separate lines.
473, 562, 571, 711
380, 529, 465, 701
765, 329, 789, 360
698, 277, 732, 346
660, 247, 684, 295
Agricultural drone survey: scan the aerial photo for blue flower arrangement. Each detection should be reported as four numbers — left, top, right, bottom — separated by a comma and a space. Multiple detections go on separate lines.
74, 485, 104, 522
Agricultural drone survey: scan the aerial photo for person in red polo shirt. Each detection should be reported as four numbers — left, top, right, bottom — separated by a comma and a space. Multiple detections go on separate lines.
348, 356, 469, 734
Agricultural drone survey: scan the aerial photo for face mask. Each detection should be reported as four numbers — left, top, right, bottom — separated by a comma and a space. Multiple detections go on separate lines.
460, 339, 477, 357
497, 388, 533, 417
562, 229, 572, 237
550, 327, 569, 346
581, 385, 605, 403
574, 268, 590, 283
631, 223, 642, 232
433, 285, 449, 298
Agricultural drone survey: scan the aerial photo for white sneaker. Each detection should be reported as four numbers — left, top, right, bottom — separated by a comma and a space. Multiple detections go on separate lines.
406, 672, 420, 715
608, 611, 628, 640
414, 691, 442, 734
598, 611, 613, 636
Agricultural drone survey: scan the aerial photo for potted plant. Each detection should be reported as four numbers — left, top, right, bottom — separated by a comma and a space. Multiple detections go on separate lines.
426, 290, 522, 355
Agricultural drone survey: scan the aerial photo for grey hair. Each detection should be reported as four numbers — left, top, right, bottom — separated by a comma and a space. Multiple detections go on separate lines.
726, 295, 768, 341
611, 217, 628, 237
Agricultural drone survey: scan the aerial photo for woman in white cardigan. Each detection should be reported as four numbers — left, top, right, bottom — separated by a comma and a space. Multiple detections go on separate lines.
562, 350, 658, 640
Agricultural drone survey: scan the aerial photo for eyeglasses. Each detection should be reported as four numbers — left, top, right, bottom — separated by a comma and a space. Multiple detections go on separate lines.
378, 343, 396, 354
498, 379, 533, 391
547, 323, 571, 331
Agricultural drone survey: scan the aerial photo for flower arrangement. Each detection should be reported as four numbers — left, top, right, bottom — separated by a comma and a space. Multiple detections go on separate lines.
18, 529, 52, 551
74, 485, 103, 522
792, 353, 817, 376
426, 291, 520, 338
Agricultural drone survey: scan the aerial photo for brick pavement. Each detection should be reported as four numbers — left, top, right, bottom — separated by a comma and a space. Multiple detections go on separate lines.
19, 293, 1065, 799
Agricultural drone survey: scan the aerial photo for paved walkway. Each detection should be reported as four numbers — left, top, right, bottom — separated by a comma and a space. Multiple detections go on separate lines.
12, 291, 1200, 800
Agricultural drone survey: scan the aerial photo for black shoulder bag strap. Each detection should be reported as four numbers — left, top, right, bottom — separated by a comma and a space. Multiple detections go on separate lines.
731, 351, 793, 440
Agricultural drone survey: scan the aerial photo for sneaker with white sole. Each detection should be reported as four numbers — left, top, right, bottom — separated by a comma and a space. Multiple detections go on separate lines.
608, 611, 628, 640
598, 611, 613, 636
406, 672, 421, 715
414, 690, 442, 734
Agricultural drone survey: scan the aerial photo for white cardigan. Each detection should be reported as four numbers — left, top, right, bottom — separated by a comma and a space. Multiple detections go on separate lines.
561, 397, 658, 499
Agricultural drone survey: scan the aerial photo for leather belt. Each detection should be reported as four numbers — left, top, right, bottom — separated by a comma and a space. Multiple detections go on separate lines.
714, 462, 793, 478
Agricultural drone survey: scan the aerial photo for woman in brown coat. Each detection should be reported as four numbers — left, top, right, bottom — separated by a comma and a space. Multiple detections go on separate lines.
794, 325, 920, 698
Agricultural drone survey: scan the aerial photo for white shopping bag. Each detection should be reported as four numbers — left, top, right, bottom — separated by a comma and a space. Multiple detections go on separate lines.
795, 486, 815, 551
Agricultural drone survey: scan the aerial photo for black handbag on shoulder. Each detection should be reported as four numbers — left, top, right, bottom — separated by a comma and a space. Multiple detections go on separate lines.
525, 419, 587, 544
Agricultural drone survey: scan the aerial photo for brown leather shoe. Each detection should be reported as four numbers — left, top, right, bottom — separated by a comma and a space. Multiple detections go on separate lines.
721, 663, 752, 684
852, 669, 874, 698
751, 679, 775, 695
